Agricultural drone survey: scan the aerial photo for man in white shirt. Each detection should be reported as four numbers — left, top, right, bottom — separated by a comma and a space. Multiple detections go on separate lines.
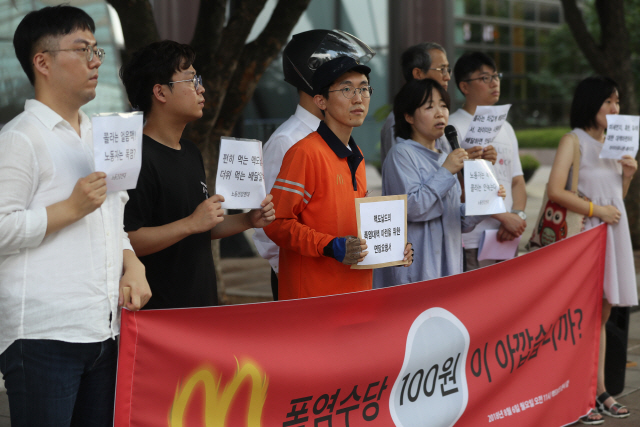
252, 30, 374, 300
0, 6, 151, 426
448, 52, 527, 270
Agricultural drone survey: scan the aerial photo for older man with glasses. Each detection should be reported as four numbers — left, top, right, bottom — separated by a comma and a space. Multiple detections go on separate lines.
448, 51, 527, 271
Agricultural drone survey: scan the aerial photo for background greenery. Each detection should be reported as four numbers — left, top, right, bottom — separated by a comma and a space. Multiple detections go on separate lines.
515, 127, 569, 148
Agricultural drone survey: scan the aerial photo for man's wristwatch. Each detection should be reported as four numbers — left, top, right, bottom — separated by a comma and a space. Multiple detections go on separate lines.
511, 209, 526, 220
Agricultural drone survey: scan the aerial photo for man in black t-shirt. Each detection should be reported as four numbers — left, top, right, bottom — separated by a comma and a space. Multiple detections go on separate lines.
119, 41, 275, 309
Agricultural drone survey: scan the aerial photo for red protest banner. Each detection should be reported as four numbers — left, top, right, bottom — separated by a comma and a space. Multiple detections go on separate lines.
115, 224, 606, 427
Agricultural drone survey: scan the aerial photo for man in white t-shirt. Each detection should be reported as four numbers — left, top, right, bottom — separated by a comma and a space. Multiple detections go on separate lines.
448, 52, 527, 270
252, 30, 374, 300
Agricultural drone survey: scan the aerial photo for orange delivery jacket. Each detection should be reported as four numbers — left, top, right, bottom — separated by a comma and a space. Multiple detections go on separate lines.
264, 122, 372, 299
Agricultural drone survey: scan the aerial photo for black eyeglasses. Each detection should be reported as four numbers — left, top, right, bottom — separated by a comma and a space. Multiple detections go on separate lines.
168, 75, 203, 91
328, 86, 373, 99
42, 47, 105, 63
463, 73, 503, 85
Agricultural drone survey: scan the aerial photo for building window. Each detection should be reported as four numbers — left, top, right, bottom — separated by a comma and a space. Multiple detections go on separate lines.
486, 0, 510, 18
513, 1, 537, 21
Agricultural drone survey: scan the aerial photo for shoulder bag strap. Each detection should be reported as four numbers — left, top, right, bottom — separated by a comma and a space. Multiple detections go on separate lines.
569, 132, 581, 193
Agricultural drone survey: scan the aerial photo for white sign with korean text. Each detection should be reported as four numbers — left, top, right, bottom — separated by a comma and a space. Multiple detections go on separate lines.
215, 137, 266, 209
460, 104, 511, 149
353, 195, 407, 269
92, 112, 143, 192
464, 159, 506, 216
600, 114, 639, 159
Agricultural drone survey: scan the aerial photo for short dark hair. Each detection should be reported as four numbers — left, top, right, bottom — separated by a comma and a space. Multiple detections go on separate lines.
119, 40, 196, 117
400, 42, 446, 83
570, 76, 619, 130
453, 52, 497, 93
393, 78, 450, 140
13, 5, 95, 85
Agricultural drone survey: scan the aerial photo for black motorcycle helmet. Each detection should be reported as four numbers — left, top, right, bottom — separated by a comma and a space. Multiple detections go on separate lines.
283, 29, 375, 96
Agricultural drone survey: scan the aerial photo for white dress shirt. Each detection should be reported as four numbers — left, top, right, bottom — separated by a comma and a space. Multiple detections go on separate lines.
252, 104, 321, 272
0, 100, 133, 354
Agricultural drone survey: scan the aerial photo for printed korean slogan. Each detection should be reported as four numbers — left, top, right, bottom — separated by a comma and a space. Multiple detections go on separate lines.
114, 225, 607, 427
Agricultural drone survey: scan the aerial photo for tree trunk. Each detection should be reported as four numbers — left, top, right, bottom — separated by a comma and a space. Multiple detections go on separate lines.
560, 0, 640, 246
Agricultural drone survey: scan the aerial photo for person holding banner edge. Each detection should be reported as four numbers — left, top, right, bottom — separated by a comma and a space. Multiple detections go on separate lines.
373, 78, 504, 289
547, 76, 637, 423
265, 56, 413, 299
119, 41, 275, 310
0, 6, 151, 426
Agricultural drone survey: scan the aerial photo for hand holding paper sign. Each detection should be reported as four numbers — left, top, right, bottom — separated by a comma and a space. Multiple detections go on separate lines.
325, 236, 368, 265
403, 243, 414, 266
45, 171, 107, 236
246, 194, 276, 229
466, 145, 497, 164
70, 171, 107, 218
620, 154, 638, 178
187, 194, 225, 234
494, 208, 524, 242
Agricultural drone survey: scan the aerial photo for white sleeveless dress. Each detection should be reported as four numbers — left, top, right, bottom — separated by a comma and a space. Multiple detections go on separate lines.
574, 128, 638, 306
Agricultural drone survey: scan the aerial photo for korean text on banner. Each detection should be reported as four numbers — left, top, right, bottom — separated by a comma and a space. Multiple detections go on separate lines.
464, 159, 506, 216
114, 225, 607, 427
353, 195, 407, 269
600, 114, 639, 159
460, 104, 511, 149
92, 112, 143, 192
215, 137, 266, 209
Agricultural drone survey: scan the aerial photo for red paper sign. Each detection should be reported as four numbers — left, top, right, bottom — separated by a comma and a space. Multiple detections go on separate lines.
115, 225, 607, 427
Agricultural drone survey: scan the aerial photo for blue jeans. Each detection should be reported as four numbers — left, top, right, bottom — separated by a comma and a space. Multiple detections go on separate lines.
0, 338, 118, 427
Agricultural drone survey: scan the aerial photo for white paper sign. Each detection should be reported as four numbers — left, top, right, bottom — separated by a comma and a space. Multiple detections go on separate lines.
477, 229, 521, 261
92, 112, 143, 192
464, 159, 506, 216
215, 137, 266, 209
353, 195, 407, 269
600, 114, 639, 159
460, 104, 511, 149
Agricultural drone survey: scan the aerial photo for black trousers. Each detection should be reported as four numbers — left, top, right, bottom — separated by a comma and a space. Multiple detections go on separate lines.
271, 268, 278, 301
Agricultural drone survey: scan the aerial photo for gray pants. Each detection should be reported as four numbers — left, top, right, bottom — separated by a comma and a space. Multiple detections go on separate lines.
464, 248, 498, 272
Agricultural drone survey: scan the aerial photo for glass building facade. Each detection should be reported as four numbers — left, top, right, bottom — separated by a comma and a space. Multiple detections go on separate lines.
452, 0, 566, 127
0, 0, 571, 161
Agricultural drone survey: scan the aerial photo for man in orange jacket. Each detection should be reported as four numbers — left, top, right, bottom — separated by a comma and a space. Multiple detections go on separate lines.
265, 56, 412, 299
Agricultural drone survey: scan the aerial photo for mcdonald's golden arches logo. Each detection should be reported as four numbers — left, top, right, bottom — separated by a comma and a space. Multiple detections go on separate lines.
168, 359, 268, 427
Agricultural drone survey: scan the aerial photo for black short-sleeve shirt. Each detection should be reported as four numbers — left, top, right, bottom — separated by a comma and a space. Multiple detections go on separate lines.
124, 135, 217, 309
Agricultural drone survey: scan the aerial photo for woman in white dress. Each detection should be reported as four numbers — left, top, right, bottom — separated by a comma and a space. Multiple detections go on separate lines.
548, 76, 637, 424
